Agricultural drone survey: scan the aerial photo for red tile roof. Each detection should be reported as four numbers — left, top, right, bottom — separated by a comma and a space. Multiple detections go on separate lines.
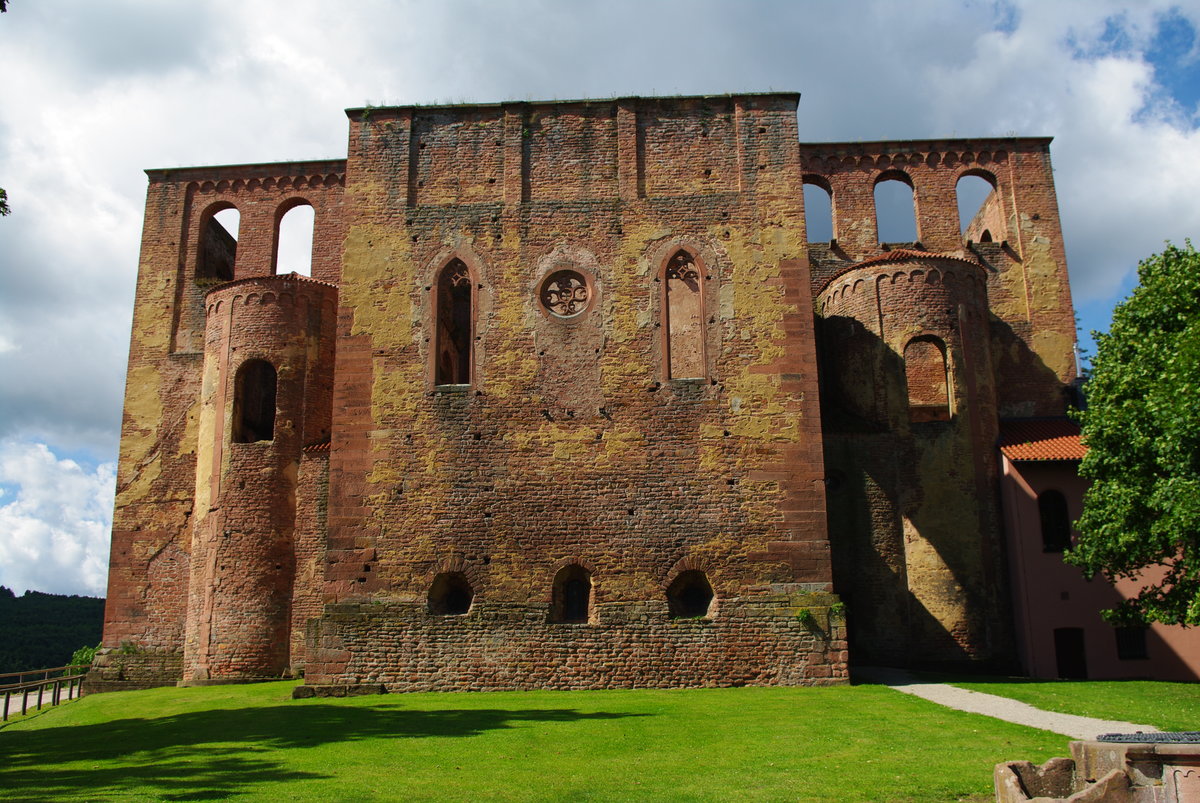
998, 419, 1086, 461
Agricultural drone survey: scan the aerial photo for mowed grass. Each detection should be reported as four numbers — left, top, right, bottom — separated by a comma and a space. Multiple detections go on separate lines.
0, 681, 1064, 802
944, 677, 1200, 733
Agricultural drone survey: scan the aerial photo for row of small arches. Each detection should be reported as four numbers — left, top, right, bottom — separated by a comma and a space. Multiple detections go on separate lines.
803, 170, 1002, 244
428, 566, 716, 622
804, 149, 1007, 174
198, 199, 316, 281
821, 267, 986, 312
190, 173, 343, 195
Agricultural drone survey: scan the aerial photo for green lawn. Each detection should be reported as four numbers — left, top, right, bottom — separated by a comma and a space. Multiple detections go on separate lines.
0, 681, 1061, 802
943, 677, 1200, 733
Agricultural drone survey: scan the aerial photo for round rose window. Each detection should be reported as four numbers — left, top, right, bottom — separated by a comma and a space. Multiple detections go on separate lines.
539, 270, 591, 318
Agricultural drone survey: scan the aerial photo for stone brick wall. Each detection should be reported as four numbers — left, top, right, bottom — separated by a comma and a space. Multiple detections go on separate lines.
100, 93, 1080, 691
302, 593, 846, 692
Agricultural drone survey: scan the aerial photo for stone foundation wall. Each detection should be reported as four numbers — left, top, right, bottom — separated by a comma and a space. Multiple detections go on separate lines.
83, 648, 183, 693
300, 593, 847, 692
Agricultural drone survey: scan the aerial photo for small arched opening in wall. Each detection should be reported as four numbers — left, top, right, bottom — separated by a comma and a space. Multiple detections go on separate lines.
666, 570, 715, 619
232, 359, 277, 443
662, 249, 706, 380
1038, 489, 1072, 553
549, 564, 592, 624
428, 571, 473, 616
802, 174, 834, 243
434, 258, 474, 386
873, 170, 918, 245
274, 200, 314, 277
197, 204, 240, 281
903, 336, 951, 423
956, 170, 1001, 240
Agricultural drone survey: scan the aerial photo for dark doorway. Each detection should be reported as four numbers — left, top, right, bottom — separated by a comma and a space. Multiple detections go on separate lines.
1054, 627, 1087, 679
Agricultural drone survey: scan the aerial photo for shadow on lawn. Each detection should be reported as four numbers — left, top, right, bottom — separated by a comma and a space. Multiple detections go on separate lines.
0, 704, 643, 801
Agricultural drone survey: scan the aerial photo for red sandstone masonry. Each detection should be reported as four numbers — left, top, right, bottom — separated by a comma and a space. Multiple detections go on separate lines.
97, 93, 1079, 691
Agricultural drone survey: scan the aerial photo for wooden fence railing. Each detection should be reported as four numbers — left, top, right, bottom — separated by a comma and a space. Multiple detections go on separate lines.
0, 665, 87, 721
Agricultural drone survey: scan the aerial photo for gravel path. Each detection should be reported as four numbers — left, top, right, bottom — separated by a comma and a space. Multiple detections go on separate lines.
855, 666, 1160, 740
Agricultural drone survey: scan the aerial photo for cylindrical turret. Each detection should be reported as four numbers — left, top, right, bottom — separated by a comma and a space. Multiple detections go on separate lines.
183, 274, 336, 682
818, 251, 1008, 665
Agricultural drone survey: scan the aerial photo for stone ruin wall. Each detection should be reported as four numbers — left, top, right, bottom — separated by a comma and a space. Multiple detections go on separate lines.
95, 93, 1078, 691
305, 95, 843, 690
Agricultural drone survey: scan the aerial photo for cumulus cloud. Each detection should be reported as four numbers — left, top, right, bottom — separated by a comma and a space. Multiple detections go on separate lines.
1, 0, 1197, 594
0, 442, 114, 596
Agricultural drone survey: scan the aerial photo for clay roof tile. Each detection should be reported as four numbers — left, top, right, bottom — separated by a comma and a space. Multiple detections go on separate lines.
998, 418, 1086, 461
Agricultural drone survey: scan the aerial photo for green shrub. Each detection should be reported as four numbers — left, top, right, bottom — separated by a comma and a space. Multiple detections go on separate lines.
69, 644, 98, 671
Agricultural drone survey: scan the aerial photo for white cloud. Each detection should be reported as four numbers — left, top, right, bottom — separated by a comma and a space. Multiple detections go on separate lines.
1, 0, 1198, 595
0, 441, 115, 596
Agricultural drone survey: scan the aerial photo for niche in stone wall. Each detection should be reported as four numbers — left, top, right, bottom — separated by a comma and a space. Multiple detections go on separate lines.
435, 259, 473, 385
198, 206, 239, 281
549, 564, 592, 624
232, 359, 277, 443
903, 337, 950, 423
428, 571, 473, 616
667, 570, 714, 619
664, 250, 705, 379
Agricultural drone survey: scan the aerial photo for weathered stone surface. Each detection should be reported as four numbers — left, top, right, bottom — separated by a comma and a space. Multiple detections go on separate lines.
100, 94, 1078, 691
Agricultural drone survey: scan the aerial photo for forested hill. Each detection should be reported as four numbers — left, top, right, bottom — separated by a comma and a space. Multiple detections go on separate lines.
0, 587, 105, 674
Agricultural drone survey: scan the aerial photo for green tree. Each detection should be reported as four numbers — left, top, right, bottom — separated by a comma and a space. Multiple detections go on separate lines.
1070, 242, 1200, 626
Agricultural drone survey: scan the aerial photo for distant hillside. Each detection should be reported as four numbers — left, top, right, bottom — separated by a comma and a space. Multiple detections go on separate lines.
0, 587, 105, 674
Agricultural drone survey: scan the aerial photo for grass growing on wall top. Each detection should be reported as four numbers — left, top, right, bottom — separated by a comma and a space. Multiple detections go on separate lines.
1, 680, 1064, 802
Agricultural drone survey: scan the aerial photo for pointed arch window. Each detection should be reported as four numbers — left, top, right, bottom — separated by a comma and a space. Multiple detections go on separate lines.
664, 250, 705, 379
904, 337, 950, 422
435, 259, 473, 386
232, 359, 276, 443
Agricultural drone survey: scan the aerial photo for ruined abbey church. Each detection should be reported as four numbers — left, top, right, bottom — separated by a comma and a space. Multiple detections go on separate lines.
93, 94, 1081, 692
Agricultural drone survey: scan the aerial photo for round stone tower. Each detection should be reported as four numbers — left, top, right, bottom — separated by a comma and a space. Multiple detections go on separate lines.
817, 251, 1009, 666
183, 274, 337, 682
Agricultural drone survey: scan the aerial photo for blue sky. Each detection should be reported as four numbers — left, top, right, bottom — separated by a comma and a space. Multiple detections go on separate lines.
0, 0, 1198, 595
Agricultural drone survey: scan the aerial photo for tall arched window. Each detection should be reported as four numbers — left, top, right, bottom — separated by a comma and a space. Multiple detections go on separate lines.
664, 250, 705, 379
1038, 490, 1072, 553
550, 565, 592, 624
197, 206, 239, 281
803, 175, 834, 243
232, 359, 276, 443
956, 172, 1000, 239
274, 202, 314, 276
874, 172, 918, 245
435, 259, 473, 385
904, 337, 950, 422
